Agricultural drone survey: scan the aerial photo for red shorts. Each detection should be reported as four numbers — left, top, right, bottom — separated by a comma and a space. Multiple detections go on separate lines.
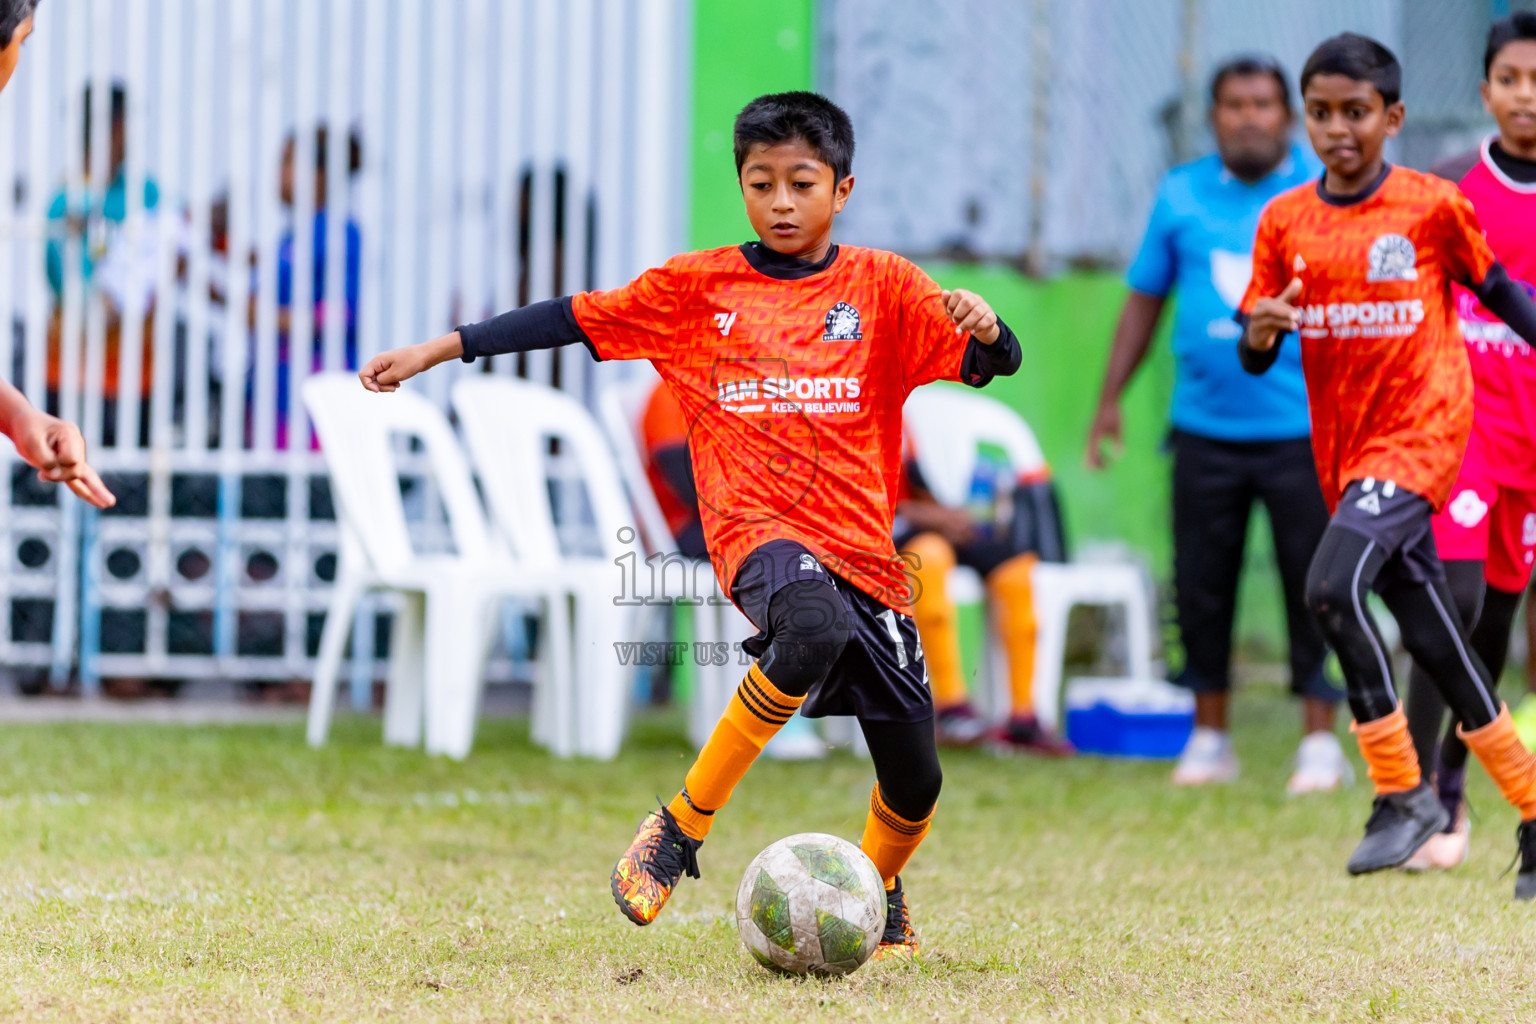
1431, 450, 1536, 593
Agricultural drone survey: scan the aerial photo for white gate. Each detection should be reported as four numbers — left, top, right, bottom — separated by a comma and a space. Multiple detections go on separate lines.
0, 0, 685, 693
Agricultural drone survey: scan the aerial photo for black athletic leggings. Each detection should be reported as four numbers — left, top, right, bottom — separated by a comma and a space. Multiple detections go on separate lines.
757, 580, 942, 823
1404, 560, 1524, 772
1305, 526, 1500, 731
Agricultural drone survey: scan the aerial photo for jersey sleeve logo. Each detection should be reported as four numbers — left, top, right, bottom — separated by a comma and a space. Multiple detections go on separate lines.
823, 301, 863, 341
1366, 234, 1419, 282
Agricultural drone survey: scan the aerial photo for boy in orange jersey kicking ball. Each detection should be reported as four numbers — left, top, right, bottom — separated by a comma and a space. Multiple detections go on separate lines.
1239, 34, 1536, 895
358, 93, 1021, 953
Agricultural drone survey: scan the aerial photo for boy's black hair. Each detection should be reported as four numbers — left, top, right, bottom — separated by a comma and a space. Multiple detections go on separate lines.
0, 0, 38, 50
1209, 53, 1292, 112
1486, 12, 1536, 79
1300, 32, 1401, 107
733, 91, 855, 182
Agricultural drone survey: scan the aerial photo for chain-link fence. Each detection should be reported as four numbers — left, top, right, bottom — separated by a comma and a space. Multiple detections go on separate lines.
821, 0, 1535, 268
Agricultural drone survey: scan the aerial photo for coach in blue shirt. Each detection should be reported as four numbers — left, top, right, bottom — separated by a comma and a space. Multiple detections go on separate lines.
1086, 56, 1345, 794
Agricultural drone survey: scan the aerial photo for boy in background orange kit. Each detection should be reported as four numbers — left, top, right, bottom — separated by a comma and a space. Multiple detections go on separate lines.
1239, 34, 1536, 895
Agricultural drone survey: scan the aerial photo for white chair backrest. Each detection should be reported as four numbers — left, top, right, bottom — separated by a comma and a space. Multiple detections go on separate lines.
452, 376, 641, 566
598, 378, 680, 558
903, 385, 1048, 509
302, 373, 497, 576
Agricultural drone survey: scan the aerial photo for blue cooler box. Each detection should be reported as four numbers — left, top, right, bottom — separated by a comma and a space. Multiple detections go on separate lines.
1064, 677, 1194, 759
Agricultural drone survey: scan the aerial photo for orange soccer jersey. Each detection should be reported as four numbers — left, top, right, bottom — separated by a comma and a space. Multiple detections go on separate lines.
1239, 167, 1497, 512
571, 244, 980, 613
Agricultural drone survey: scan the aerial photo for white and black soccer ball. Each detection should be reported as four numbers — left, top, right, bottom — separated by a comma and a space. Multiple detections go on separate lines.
735, 832, 886, 976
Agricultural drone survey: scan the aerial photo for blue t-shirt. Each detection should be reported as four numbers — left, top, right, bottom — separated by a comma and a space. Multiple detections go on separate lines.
1126, 145, 1320, 442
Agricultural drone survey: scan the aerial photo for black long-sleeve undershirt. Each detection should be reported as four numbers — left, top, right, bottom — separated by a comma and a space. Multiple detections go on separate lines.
455, 292, 1023, 388
456, 296, 595, 363
1236, 260, 1536, 376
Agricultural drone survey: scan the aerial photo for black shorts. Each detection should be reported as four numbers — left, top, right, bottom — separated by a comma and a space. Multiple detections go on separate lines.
1331, 477, 1444, 588
732, 539, 933, 723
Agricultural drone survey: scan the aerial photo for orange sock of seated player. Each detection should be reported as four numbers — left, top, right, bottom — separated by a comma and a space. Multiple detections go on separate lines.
666, 663, 805, 841
1460, 705, 1536, 821
903, 532, 965, 708
1350, 706, 1421, 794
861, 785, 934, 890
987, 553, 1039, 717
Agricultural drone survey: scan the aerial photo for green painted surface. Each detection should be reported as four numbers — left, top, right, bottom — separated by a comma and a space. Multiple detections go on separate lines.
923, 267, 1290, 674
688, 0, 816, 251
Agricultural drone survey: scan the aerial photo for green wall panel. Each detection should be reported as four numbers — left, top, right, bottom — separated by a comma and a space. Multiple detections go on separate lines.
689, 0, 816, 250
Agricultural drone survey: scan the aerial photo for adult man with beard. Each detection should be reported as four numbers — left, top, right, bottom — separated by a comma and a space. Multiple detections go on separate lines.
1086, 55, 1340, 792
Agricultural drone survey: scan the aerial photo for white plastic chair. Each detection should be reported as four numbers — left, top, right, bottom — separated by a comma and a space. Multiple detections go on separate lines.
598, 377, 753, 749
903, 385, 1157, 732
302, 373, 576, 759
452, 376, 643, 759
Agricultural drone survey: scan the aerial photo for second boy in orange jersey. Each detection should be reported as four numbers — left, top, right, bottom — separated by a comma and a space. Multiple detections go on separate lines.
358, 92, 1021, 952
1239, 34, 1536, 896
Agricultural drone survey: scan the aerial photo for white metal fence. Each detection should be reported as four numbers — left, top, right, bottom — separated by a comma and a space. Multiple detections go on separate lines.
0, 0, 685, 694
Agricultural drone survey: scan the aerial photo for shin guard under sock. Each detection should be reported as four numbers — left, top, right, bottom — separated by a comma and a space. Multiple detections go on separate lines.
667, 664, 805, 840
1459, 705, 1536, 821
1350, 707, 1421, 794
860, 785, 934, 890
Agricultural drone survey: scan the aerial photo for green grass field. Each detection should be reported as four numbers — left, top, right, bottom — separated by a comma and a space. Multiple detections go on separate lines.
0, 690, 1532, 1023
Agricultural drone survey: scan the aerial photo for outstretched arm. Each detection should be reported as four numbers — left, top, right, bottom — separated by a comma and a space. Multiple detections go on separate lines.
359, 297, 594, 392
0, 379, 115, 507
1470, 263, 1536, 347
1085, 290, 1165, 469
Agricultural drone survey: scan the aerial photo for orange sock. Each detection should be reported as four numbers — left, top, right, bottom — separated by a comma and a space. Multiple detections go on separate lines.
1350, 707, 1421, 794
987, 554, 1039, 716
860, 785, 934, 890
666, 663, 804, 840
1459, 705, 1536, 820
903, 532, 966, 709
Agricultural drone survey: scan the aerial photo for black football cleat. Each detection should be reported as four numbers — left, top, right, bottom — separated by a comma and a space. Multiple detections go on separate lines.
872, 876, 919, 960
1347, 782, 1449, 875
1513, 820, 1536, 902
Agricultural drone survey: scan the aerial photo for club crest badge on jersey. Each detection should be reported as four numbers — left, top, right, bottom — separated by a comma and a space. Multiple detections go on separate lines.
1366, 234, 1418, 282
823, 302, 863, 341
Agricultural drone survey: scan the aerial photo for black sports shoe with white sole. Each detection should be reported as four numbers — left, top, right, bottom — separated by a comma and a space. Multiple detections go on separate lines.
1347, 782, 1449, 875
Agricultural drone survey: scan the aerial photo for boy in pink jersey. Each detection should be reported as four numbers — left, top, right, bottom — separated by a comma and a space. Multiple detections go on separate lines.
1405, 12, 1536, 870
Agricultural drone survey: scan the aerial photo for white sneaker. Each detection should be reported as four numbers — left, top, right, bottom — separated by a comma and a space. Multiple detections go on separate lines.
763, 715, 826, 760
1171, 728, 1238, 786
1410, 803, 1470, 871
1287, 731, 1355, 795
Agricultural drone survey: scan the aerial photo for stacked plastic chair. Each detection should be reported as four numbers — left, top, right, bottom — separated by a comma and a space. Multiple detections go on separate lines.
302, 374, 581, 759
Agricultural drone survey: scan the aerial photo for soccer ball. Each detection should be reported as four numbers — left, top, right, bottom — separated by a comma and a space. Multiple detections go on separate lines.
735, 832, 886, 976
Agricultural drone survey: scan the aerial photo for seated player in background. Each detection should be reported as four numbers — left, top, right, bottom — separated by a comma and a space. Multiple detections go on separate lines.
895, 426, 1073, 754
640, 379, 826, 760
1239, 33, 1536, 895
1401, 12, 1536, 872
359, 92, 1022, 953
